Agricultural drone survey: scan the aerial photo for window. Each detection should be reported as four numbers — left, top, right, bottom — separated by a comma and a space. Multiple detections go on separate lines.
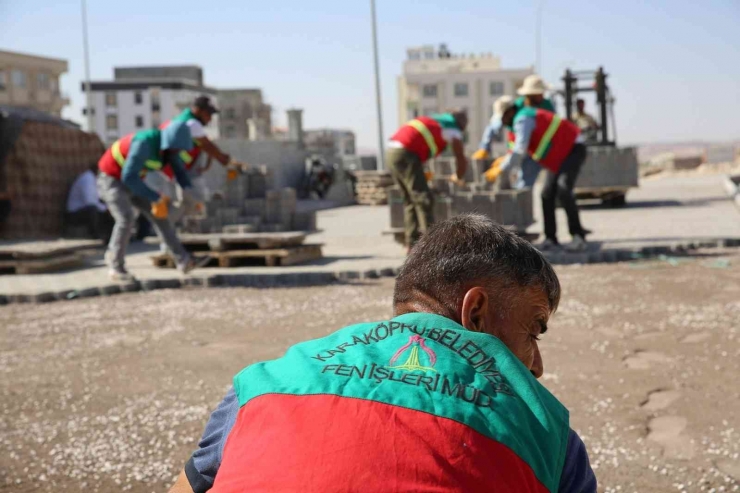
134, 92, 143, 104
454, 82, 468, 97
0, 71, 6, 91
12, 70, 26, 88
36, 73, 50, 90
422, 107, 437, 116
106, 114, 118, 131
422, 84, 437, 98
105, 92, 117, 107
50, 77, 57, 93
490, 81, 504, 97
135, 115, 144, 128
225, 125, 236, 138
225, 108, 236, 119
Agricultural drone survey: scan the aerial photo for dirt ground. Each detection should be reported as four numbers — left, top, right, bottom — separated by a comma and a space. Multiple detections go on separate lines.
2, 252, 740, 493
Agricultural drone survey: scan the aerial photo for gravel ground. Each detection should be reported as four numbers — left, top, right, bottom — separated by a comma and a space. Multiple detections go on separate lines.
2, 252, 740, 492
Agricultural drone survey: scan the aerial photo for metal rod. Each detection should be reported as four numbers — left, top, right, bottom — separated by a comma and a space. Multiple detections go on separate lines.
370, 0, 385, 170
81, 0, 94, 133
535, 0, 544, 74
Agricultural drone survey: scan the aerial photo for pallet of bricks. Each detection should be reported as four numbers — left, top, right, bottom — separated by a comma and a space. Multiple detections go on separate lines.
150, 168, 322, 268
355, 170, 395, 205
387, 157, 534, 244
0, 239, 101, 275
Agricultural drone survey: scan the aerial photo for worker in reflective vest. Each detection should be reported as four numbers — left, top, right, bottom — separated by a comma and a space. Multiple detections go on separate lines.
386, 110, 468, 248
168, 216, 597, 493
97, 125, 209, 281
491, 96, 589, 252
475, 75, 555, 189
152, 96, 245, 223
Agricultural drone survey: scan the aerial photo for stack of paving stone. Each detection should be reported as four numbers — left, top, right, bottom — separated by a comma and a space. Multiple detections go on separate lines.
355, 170, 395, 205
181, 168, 316, 234
575, 146, 640, 188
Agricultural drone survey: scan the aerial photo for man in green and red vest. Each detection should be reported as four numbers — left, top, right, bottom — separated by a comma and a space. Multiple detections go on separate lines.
97, 124, 209, 281
475, 75, 556, 189
168, 215, 596, 493
489, 96, 589, 252
386, 110, 468, 248
153, 96, 246, 223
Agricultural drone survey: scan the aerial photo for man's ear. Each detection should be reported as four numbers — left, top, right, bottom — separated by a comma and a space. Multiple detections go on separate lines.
460, 287, 489, 333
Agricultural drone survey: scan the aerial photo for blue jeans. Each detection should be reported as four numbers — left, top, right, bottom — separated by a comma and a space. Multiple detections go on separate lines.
516, 156, 541, 189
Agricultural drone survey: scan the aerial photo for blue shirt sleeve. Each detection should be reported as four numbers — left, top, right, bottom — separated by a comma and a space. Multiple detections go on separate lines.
558, 429, 597, 493
478, 117, 502, 153
168, 151, 193, 189
121, 139, 161, 202
184, 387, 240, 493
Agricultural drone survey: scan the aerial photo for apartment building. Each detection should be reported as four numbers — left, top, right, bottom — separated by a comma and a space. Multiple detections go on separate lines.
304, 128, 356, 157
397, 45, 533, 153
217, 89, 272, 140
0, 50, 69, 116
82, 65, 218, 146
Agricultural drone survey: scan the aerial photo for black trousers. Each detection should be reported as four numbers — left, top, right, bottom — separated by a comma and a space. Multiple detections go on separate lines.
541, 143, 587, 241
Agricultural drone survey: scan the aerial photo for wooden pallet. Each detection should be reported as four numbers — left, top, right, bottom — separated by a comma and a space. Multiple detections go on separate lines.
151, 244, 323, 268
145, 232, 307, 252
0, 239, 102, 261
0, 253, 84, 275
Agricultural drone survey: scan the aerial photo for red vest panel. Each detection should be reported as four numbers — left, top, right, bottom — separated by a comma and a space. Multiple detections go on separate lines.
98, 133, 134, 180
391, 116, 448, 162
527, 109, 580, 173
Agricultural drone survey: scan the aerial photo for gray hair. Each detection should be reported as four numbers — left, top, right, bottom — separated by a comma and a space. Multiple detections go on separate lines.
393, 214, 560, 317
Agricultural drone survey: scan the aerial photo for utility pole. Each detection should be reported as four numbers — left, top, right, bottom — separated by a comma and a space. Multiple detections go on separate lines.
370, 0, 385, 170
535, 0, 544, 74
81, 0, 94, 132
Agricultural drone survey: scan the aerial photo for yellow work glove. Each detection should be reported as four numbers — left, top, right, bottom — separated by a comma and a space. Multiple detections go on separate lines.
472, 148, 490, 161
194, 202, 205, 214
424, 171, 434, 182
484, 156, 506, 183
226, 167, 240, 181
151, 195, 170, 219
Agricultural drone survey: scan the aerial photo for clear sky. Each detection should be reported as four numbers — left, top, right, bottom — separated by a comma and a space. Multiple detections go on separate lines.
1, 0, 738, 152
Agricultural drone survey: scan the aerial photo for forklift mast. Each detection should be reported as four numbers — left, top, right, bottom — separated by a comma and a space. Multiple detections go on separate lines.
563, 67, 615, 147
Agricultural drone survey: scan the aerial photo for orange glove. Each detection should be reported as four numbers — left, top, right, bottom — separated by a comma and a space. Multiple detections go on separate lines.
472, 149, 490, 161
151, 195, 169, 219
484, 157, 507, 183
194, 202, 205, 214
424, 171, 434, 182
226, 168, 239, 181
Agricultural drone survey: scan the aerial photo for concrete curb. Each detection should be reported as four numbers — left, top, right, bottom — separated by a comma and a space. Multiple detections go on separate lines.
1, 238, 738, 305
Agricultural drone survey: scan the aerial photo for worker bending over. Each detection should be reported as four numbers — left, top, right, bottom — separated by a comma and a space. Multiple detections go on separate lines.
475, 75, 555, 188
156, 96, 246, 222
387, 110, 468, 248
97, 124, 208, 281
491, 96, 589, 252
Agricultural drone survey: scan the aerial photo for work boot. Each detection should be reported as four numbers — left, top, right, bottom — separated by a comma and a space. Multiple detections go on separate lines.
538, 238, 561, 252
177, 255, 211, 274
108, 267, 136, 282
565, 235, 588, 252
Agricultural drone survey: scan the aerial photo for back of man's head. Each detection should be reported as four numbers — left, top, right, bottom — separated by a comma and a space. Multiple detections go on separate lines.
393, 214, 560, 320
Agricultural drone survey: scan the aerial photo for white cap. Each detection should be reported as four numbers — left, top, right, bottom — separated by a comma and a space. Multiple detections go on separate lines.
517, 74, 549, 96
493, 95, 515, 119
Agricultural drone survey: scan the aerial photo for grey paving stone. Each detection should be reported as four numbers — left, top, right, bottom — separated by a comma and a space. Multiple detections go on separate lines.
140, 280, 160, 291
0, 295, 8, 305
99, 284, 122, 296
34, 292, 57, 303
120, 282, 142, 293
379, 267, 396, 277
158, 279, 183, 290
362, 269, 380, 279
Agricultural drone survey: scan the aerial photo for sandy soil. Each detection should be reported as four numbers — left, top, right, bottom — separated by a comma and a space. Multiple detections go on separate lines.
2, 253, 740, 492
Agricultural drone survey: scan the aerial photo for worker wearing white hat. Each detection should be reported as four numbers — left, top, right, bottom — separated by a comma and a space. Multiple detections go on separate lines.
489, 95, 589, 252
474, 75, 556, 189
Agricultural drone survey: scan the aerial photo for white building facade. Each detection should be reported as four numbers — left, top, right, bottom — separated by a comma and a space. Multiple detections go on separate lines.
83, 66, 219, 146
397, 45, 533, 154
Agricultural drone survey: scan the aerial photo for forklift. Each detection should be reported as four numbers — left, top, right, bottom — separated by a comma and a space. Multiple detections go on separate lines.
558, 67, 639, 207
